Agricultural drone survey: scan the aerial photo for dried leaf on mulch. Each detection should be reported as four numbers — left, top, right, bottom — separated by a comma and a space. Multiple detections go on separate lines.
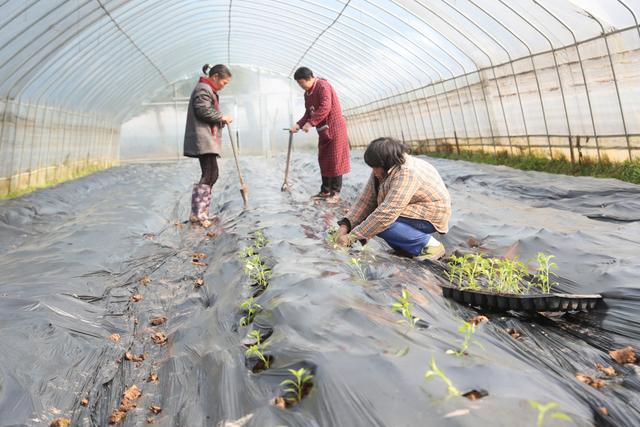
108, 333, 121, 342
470, 315, 488, 325
609, 346, 637, 364
149, 405, 162, 414
81, 398, 89, 407
575, 373, 605, 389
147, 372, 159, 383
109, 385, 142, 424
49, 418, 70, 427
139, 276, 152, 286
195, 278, 204, 287
595, 363, 617, 376
131, 294, 144, 302
151, 331, 167, 345
124, 351, 145, 362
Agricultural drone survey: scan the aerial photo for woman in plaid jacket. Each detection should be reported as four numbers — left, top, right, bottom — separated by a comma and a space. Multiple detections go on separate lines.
336, 137, 451, 260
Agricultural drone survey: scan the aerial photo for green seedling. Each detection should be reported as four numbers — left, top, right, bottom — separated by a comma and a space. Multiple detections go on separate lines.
247, 329, 262, 346
528, 400, 571, 427
238, 245, 256, 258
326, 226, 340, 248
424, 356, 460, 397
245, 343, 270, 369
391, 289, 419, 329
280, 368, 314, 404
253, 230, 268, 249
349, 257, 367, 280
533, 252, 558, 294
239, 297, 262, 327
446, 320, 484, 356
243, 254, 272, 288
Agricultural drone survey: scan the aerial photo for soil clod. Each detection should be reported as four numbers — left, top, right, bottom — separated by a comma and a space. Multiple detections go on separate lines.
462, 389, 488, 400
50, 418, 70, 427
108, 333, 121, 342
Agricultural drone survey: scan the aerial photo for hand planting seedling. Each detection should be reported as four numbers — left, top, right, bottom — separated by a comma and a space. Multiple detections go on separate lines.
239, 297, 262, 327
280, 368, 314, 405
446, 319, 484, 356
424, 356, 460, 397
528, 400, 571, 427
391, 289, 419, 329
533, 252, 558, 294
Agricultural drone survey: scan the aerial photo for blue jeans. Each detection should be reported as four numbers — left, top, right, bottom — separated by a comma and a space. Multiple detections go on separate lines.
377, 217, 436, 256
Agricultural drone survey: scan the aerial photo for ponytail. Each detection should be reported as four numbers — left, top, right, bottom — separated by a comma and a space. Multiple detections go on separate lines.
202, 63, 232, 79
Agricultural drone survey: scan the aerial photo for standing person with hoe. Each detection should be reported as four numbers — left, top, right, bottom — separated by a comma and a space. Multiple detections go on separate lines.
184, 64, 233, 227
289, 67, 350, 204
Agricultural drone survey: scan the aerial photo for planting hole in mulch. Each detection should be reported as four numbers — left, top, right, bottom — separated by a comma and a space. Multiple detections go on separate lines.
242, 328, 273, 347
245, 355, 274, 373
150, 316, 167, 326
462, 389, 488, 400
506, 328, 522, 339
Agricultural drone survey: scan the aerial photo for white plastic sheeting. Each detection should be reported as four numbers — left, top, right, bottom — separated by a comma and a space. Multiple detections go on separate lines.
2, 0, 640, 193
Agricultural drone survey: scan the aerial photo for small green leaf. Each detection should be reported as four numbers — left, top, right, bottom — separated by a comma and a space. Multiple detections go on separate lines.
551, 412, 572, 421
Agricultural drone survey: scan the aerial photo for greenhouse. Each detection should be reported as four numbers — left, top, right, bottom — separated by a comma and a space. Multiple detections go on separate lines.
1, 1, 640, 426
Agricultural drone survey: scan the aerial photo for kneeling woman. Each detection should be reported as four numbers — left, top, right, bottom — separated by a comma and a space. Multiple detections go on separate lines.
336, 137, 451, 260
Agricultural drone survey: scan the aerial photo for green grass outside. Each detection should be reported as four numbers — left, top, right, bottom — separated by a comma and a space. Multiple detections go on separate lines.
419, 149, 640, 185
1, 163, 107, 200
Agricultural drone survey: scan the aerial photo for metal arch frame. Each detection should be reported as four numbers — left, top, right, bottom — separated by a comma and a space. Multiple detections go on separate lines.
388, 0, 488, 146
364, 0, 475, 144
288, 0, 351, 77
533, 0, 601, 160
497, 0, 573, 158
0, 0, 98, 97
259, 0, 441, 137
345, 1, 464, 141
379, 0, 504, 150
414, 0, 506, 151
442, 0, 530, 153
469, 0, 550, 155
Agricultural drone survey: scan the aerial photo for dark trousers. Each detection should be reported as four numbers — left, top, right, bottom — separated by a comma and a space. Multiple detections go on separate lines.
198, 154, 219, 186
321, 175, 342, 195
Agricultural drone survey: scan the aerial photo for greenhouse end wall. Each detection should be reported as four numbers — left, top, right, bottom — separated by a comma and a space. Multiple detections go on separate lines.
345, 27, 640, 163
0, 100, 119, 197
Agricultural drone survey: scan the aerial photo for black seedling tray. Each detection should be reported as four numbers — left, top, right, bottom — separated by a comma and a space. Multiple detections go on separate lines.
438, 282, 602, 312
423, 259, 602, 312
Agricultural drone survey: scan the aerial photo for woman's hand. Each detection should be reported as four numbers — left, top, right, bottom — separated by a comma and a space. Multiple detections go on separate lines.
289, 124, 300, 133
337, 233, 352, 247
302, 122, 313, 132
221, 115, 234, 124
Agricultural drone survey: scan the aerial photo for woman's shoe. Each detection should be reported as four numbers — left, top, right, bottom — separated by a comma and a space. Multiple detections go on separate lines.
415, 242, 446, 261
325, 193, 341, 204
311, 192, 331, 200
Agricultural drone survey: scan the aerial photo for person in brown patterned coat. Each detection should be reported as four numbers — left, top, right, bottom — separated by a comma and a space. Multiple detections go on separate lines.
289, 67, 351, 204
184, 64, 233, 227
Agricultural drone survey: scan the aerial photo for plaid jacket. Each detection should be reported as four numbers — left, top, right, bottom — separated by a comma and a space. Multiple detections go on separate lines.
346, 155, 451, 240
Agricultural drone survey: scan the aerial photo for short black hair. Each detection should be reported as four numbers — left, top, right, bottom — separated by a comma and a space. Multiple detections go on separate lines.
293, 66, 314, 80
364, 137, 410, 171
202, 64, 232, 79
